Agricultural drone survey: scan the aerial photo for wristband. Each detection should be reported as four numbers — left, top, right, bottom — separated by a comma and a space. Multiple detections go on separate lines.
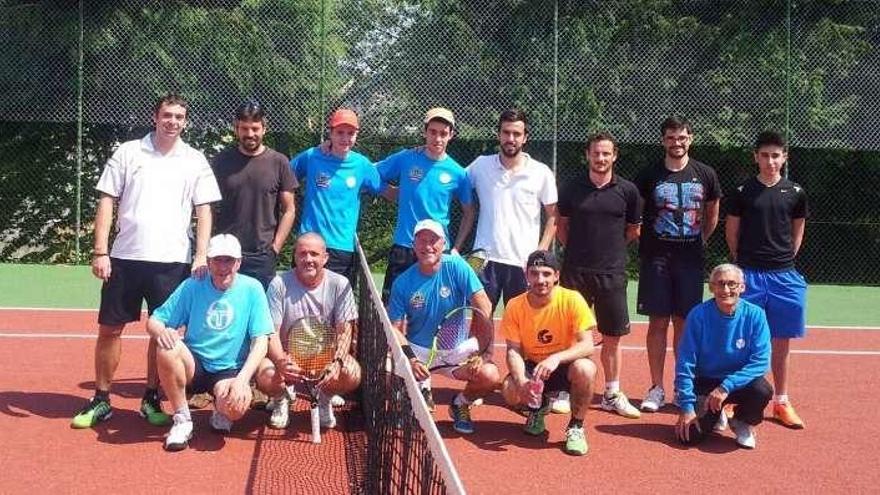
91, 252, 108, 257
401, 344, 416, 360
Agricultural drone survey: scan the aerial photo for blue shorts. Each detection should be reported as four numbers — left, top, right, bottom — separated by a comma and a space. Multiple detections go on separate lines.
637, 252, 704, 318
742, 267, 807, 339
187, 356, 240, 395
480, 261, 527, 311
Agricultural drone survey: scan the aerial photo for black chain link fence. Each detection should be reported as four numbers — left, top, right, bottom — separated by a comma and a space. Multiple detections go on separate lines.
2, 0, 879, 284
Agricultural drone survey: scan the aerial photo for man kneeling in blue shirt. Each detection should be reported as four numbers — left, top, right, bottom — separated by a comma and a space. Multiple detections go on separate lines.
148, 234, 273, 451
674, 263, 772, 449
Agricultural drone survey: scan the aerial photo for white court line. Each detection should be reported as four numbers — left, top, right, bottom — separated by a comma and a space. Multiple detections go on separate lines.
2, 307, 878, 330
487, 342, 880, 356
2, 332, 877, 356
0, 332, 148, 340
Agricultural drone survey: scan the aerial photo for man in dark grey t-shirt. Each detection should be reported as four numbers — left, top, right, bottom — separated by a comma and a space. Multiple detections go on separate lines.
255, 232, 361, 430
212, 100, 297, 289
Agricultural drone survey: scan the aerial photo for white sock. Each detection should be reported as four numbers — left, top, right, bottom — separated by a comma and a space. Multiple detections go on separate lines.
605, 381, 620, 395
453, 392, 471, 407
174, 406, 191, 422
775, 394, 789, 404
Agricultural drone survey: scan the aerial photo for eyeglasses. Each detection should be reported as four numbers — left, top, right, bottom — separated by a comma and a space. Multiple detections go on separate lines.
712, 280, 742, 289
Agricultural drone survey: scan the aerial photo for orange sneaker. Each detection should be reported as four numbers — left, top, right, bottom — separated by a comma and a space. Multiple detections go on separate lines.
773, 402, 805, 429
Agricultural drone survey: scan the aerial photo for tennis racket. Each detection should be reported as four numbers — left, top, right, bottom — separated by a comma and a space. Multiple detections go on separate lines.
426, 305, 494, 374
462, 249, 489, 275
285, 316, 338, 444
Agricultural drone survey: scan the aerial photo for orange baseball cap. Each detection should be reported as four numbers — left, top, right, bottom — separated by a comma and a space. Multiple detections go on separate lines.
328, 108, 359, 129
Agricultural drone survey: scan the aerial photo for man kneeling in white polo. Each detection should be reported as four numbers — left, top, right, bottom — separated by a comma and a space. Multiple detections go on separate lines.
148, 234, 273, 451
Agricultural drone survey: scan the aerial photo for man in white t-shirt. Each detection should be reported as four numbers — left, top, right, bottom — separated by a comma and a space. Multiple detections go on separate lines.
256, 232, 361, 430
71, 93, 222, 430
466, 108, 558, 312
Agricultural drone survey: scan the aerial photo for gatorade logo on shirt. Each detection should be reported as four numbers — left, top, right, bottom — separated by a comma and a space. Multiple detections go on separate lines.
438, 172, 452, 184
345, 176, 356, 188
316, 172, 331, 189
408, 167, 424, 182
537, 329, 553, 344
439, 286, 451, 298
410, 291, 426, 310
206, 300, 234, 331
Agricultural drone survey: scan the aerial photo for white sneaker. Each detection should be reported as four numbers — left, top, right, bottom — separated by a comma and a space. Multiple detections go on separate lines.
318, 392, 336, 429
329, 394, 345, 407
550, 391, 571, 414
729, 418, 757, 449
641, 386, 665, 412
210, 409, 233, 433
268, 395, 290, 429
601, 391, 641, 419
164, 416, 193, 452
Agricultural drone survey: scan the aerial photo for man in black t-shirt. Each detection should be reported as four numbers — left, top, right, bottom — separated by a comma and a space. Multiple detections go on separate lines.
558, 131, 642, 419
726, 130, 808, 430
634, 116, 722, 413
212, 100, 298, 289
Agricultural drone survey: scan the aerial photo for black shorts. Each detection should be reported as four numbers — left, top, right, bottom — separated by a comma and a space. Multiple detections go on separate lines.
524, 361, 572, 393
480, 261, 528, 310
325, 247, 356, 281
240, 249, 278, 290
637, 251, 704, 318
561, 267, 630, 337
98, 258, 190, 326
187, 355, 240, 395
382, 244, 417, 303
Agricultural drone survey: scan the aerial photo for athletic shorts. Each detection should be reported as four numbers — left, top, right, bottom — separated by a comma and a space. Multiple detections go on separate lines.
480, 261, 528, 311
524, 360, 572, 394
240, 250, 278, 290
412, 338, 480, 380
187, 355, 240, 395
742, 267, 807, 339
325, 247, 356, 281
561, 267, 630, 337
637, 251, 704, 318
382, 244, 417, 303
98, 258, 190, 326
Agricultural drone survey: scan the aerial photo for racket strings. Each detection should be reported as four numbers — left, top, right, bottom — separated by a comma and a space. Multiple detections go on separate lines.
436, 311, 470, 350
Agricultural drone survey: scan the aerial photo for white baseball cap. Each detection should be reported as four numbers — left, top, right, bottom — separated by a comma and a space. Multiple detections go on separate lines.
207, 234, 242, 259
413, 219, 445, 239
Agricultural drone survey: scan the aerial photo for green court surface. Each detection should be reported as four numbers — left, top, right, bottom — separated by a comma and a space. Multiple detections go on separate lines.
1, 263, 877, 327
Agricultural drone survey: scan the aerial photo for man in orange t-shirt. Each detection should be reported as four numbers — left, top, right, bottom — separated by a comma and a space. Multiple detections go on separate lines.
500, 250, 598, 456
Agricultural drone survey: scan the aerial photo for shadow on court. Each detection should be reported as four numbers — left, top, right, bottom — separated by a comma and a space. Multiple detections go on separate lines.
0, 390, 84, 419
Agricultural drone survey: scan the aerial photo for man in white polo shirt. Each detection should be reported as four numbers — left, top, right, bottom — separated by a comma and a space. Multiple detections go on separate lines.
466, 108, 558, 312
71, 93, 222, 430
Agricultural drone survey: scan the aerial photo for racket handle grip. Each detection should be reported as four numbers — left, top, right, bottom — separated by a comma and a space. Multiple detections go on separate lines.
526, 378, 544, 409
311, 405, 321, 444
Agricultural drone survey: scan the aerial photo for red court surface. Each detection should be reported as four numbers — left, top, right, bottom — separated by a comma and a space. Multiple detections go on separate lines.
2, 309, 879, 494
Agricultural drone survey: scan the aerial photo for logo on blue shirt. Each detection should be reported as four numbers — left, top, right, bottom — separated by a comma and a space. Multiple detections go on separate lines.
206, 300, 234, 331
408, 167, 424, 182
410, 291, 426, 310
317, 172, 331, 189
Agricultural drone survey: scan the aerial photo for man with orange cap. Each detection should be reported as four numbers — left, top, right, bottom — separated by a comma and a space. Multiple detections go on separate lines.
289, 108, 382, 278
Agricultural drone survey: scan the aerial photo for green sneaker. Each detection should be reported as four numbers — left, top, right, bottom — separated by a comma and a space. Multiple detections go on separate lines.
524, 407, 548, 436
71, 397, 112, 429
140, 398, 172, 427
564, 425, 589, 456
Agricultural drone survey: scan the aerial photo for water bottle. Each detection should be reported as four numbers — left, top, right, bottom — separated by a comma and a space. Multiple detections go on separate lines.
526, 378, 544, 409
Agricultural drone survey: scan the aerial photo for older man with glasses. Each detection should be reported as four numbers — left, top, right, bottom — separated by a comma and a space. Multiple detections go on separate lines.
674, 263, 772, 450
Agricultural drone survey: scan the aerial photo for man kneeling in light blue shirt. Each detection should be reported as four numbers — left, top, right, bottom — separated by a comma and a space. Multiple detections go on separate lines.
148, 234, 274, 452
674, 263, 772, 449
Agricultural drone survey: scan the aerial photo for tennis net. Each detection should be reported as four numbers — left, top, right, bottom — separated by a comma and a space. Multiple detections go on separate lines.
354, 240, 465, 495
